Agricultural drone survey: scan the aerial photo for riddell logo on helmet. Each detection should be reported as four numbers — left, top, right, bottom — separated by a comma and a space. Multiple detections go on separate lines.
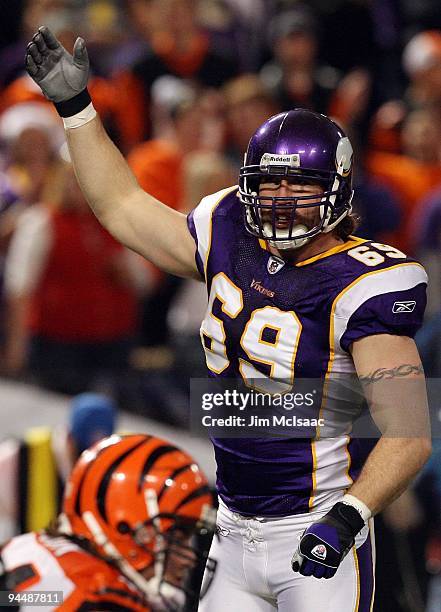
260, 153, 301, 169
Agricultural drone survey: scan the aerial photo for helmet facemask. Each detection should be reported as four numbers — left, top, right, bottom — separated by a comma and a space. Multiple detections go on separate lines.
239, 165, 352, 251
62, 496, 215, 612
135, 511, 215, 612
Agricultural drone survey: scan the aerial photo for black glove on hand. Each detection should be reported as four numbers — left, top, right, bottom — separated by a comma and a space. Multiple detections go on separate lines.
291, 502, 365, 579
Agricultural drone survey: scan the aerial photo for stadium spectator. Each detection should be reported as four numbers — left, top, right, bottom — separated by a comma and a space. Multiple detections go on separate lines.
350, 177, 401, 243
366, 108, 441, 253
2, 165, 148, 394
409, 185, 441, 378
128, 76, 202, 209
348, 130, 402, 243
0, 102, 66, 331
402, 30, 441, 113
182, 150, 235, 214
261, 5, 371, 133
415, 310, 441, 378
0, 392, 116, 540
112, 0, 238, 148
318, 0, 375, 74
260, 6, 338, 115
0, 75, 120, 147
223, 73, 279, 170
218, 0, 268, 71
0, 172, 23, 297
369, 29, 441, 154
0, 102, 65, 208
110, 0, 153, 73
413, 185, 441, 317
197, 87, 229, 155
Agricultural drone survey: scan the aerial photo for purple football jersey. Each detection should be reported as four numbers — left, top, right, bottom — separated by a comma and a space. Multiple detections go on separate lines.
187, 187, 427, 516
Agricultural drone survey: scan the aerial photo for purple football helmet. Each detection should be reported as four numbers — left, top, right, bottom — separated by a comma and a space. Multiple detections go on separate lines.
239, 109, 354, 249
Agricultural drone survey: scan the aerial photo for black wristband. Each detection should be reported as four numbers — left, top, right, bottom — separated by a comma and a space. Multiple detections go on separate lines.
54, 89, 91, 118
329, 502, 365, 537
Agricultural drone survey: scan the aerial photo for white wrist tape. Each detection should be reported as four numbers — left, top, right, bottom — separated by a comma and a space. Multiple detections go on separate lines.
342, 494, 372, 521
62, 102, 97, 129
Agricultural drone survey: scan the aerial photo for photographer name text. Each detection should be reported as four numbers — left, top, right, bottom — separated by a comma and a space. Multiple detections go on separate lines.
201, 415, 324, 428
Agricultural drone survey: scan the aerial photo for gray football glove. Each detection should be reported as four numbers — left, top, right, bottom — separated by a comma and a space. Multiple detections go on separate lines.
25, 26, 89, 103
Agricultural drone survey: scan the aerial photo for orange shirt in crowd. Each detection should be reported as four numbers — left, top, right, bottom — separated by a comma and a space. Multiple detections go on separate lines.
366, 151, 441, 253
128, 139, 183, 210
128, 139, 184, 286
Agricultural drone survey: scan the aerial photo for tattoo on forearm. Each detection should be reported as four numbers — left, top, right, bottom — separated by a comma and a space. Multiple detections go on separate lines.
359, 364, 424, 385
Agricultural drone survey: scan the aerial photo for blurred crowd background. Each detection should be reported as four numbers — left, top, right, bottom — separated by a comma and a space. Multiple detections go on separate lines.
0, 1, 440, 610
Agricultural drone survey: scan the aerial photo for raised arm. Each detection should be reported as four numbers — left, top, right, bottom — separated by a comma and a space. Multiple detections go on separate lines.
25, 27, 199, 279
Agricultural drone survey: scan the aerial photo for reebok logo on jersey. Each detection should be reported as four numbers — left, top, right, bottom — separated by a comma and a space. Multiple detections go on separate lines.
267, 256, 285, 275
392, 301, 416, 313
311, 544, 327, 560
251, 279, 275, 298
260, 153, 301, 169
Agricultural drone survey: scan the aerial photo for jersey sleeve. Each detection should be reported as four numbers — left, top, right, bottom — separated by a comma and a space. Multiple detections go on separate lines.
186, 186, 237, 279
334, 263, 428, 353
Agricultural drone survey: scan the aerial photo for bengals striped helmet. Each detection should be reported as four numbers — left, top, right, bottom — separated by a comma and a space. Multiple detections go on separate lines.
61, 434, 215, 610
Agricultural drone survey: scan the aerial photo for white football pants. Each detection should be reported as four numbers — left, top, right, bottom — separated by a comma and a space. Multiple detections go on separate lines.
199, 499, 375, 612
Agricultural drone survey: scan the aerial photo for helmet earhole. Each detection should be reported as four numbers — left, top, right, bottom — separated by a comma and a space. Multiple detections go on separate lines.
117, 521, 131, 534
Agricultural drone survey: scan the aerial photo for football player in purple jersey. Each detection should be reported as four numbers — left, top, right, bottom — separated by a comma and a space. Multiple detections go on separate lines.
25, 27, 432, 611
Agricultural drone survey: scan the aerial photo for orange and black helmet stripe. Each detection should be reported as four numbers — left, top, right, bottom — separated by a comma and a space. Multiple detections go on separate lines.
137, 444, 179, 492
73, 441, 121, 517
174, 485, 212, 513
156, 463, 193, 503
97, 437, 151, 522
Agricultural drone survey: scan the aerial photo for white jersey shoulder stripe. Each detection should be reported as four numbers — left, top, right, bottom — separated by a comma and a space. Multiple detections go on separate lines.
332, 262, 427, 352
192, 186, 237, 279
